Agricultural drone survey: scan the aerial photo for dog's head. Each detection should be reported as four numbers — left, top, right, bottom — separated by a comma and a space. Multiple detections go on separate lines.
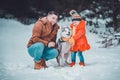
61, 27, 71, 38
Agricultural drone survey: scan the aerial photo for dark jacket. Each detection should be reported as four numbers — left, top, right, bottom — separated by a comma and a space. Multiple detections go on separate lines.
27, 17, 59, 48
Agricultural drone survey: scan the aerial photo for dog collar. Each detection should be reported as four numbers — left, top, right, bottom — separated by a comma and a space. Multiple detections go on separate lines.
59, 38, 66, 42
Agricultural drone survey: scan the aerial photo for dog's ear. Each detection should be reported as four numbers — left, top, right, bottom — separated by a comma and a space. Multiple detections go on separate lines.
60, 27, 65, 32
66, 27, 70, 31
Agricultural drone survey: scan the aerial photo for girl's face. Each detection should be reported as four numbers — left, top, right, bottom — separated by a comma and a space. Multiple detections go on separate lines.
72, 21, 80, 27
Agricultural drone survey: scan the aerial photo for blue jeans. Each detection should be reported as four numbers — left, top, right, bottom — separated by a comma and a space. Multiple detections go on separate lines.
71, 51, 84, 63
28, 42, 58, 62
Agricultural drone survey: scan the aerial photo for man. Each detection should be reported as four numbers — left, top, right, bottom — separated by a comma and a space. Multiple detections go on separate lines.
27, 11, 59, 69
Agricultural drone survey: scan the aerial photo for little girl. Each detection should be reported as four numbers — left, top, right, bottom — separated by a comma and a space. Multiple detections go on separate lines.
68, 10, 90, 67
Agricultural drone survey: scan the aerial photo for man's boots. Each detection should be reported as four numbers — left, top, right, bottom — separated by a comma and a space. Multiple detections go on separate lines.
34, 59, 47, 69
40, 59, 47, 68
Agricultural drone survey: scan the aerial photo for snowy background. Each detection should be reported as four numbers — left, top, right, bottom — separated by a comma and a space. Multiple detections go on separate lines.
0, 15, 120, 80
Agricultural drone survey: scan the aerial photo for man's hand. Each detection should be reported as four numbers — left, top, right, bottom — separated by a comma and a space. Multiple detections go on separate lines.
48, 42, 55, 48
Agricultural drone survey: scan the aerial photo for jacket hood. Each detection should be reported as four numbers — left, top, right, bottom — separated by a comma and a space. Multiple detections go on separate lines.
39, 17, 48, 24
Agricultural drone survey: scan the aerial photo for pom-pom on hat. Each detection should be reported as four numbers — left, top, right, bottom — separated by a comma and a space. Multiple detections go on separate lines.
69, 10, 81, 21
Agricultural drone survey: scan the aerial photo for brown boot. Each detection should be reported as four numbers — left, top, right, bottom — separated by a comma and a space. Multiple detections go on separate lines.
34, 61, 44, 70
40, 59, 47, 68
34, 59, 47, 69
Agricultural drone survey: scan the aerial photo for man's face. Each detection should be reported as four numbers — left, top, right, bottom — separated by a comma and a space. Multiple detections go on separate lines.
47, 14, 58, 25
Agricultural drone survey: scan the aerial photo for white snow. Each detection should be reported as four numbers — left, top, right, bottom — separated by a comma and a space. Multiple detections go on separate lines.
0, 18, 120, 80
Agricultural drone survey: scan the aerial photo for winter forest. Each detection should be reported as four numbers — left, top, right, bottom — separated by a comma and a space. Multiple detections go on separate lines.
0, 0, 120, 80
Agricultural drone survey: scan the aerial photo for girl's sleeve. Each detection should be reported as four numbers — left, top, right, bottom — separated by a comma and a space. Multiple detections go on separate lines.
73, 20, 86, 40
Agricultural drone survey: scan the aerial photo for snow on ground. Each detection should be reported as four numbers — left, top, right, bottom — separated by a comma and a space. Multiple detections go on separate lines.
0, 18, 120, 80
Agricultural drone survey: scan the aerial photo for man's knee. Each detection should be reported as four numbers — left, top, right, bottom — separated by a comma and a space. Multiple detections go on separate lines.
35, 42, 44, 47
42, 48, 59, 61
52, 49, 59, 57
33, 42, 45, 49
28, 42, 45, 54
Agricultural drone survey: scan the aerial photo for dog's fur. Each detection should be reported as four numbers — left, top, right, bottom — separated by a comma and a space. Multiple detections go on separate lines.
56, 27, 71, 66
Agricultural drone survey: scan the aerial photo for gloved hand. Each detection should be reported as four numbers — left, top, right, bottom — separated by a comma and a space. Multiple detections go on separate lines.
61, 37, 70, 41
68, 37, 75, 47
48, 42, 55, 48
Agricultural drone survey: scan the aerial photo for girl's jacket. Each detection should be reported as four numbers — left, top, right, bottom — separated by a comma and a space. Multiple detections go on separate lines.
70, 20, 90, 52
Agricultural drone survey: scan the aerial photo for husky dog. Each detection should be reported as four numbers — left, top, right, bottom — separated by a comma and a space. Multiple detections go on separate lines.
56, 27, 71, 67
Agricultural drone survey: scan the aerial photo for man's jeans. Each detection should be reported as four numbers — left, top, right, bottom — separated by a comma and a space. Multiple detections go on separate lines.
28, 42, 58, 62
